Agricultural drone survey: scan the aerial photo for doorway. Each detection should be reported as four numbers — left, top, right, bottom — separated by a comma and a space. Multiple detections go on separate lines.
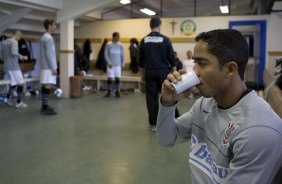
229, 20, 267, 86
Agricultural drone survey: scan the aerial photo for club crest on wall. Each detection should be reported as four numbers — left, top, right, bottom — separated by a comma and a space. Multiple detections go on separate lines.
180, 20, 196, 36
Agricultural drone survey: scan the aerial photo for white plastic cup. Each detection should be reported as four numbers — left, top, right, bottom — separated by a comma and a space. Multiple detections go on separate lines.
171, 71, 200, 94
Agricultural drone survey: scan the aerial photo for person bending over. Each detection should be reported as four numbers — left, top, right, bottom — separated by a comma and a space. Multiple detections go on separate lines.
2, 30, 28, 108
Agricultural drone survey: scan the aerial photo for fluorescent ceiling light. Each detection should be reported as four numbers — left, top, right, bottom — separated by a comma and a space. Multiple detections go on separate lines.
140, 8, 156, 16
220, 5, 229, 13
120, 0, 131, 5
272, 1, 282, 10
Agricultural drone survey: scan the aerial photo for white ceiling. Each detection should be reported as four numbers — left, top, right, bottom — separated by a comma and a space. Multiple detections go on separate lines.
0, 0, 280, 37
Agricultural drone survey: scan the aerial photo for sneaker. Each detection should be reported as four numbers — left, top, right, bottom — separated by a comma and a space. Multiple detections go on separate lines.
16, 101, 28, 109
3, 98, 13, 106
82, 86, 88, 91
115, 91, 121, 98
25, 92, 31, 97
150, 126, 156, 132
40, 106, 57, 115
105, 92, 111, 97
148, 125, 156, 132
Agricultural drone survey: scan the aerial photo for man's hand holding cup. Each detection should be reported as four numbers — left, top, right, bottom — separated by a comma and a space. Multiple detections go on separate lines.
161, 70, 200, 107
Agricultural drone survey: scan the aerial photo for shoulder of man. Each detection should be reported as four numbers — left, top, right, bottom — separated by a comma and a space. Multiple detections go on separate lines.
156, 33, 171, 45
41, 33, 52, 42
10, 38, 17, 43
143, 32, 158, 39
228, 92, 282, 144
44, 33, 53, 39
107, 42, 113, 46
153, 32, 168, 39
163, 35, 171, 43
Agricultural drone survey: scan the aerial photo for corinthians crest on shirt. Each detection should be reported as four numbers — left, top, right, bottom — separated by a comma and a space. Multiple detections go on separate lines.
222, 120, 236, 146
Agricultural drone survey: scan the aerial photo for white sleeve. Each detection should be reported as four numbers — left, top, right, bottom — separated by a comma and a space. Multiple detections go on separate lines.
45, 39, 57, 70
121, 44, 124, 66
11, 41, 23, 60
157, 98, 201, 147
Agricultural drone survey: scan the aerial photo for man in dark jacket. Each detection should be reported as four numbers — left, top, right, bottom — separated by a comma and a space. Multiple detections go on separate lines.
139, 17, 176, 132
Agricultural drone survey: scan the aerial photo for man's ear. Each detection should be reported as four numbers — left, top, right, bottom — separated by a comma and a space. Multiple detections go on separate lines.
225, 61, 238, 79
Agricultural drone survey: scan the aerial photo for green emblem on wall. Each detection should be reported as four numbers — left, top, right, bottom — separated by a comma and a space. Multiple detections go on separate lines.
180, 20, 196, 36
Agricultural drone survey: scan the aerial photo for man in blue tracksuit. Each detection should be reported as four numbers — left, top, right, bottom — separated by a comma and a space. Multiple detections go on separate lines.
139, 17, 176, 132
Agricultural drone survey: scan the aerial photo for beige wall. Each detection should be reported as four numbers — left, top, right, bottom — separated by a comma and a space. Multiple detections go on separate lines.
75, 15, 277, 67
75, 15, 270, 38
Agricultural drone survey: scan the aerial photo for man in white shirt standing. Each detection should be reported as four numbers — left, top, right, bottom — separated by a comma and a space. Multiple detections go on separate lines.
104, 32, 124, 98
40, 19, 57, 115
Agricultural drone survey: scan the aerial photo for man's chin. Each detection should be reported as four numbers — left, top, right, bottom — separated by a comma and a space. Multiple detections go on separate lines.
197, 86, 213, 98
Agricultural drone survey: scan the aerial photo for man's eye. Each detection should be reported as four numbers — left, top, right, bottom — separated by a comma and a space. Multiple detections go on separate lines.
197, 62, 207, 66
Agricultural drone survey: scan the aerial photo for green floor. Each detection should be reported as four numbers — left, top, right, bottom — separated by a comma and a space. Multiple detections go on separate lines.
0, 92, 195, 184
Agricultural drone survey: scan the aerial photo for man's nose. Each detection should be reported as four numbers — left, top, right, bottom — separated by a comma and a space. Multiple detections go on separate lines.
193, 64, 200, 77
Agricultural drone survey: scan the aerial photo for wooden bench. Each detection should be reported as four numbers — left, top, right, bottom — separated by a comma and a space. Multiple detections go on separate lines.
84, 75, 142, 90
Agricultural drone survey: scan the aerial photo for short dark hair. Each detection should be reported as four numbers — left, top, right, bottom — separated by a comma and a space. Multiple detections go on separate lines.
43, 19, 55, 30
150, 17, 161, 29
195, 29, 249, 80
112, 32, 119, 38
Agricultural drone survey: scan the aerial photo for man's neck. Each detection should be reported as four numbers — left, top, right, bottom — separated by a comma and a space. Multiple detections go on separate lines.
214, 78, 247, 109
151, 28, 160, 33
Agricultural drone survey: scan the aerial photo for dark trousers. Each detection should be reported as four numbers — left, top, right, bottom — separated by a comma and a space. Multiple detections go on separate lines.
145, 69, 170, 126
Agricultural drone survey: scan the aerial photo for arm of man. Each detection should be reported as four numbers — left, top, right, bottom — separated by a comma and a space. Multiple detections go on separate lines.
104, 44, 111, 67
157, 70, 197, 147
121, 44, 125, 68
0, 44, 3, 60
227, 127, 282, 183
45, 38, 57, 72
11, 40, 23, 60
138, 39, 144, 68
166, 39, 176, 72
157, 99, 200, 147
138, 40, 145, 80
